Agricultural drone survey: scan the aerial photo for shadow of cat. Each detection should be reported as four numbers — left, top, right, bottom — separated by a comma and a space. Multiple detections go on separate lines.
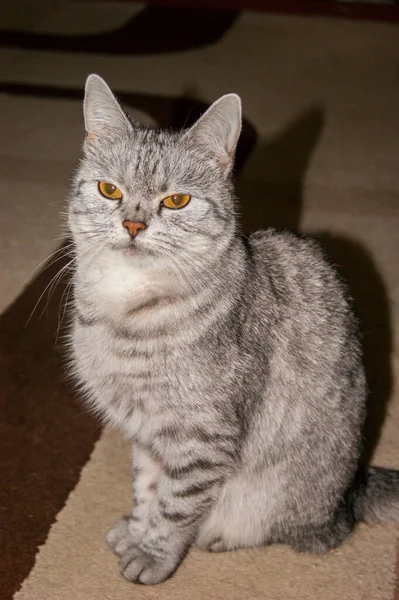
236, 107, 324, 232
236, 108, 393, 464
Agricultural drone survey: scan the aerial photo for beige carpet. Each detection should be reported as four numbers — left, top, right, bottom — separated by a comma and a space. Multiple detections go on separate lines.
14, 430, 398, 600
1, 2, 398, 598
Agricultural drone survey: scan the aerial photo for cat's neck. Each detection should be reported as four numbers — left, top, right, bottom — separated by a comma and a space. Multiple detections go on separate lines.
74, 233, 248, 332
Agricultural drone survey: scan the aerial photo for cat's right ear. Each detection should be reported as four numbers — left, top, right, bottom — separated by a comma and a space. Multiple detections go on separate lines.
83, 74, 132, 143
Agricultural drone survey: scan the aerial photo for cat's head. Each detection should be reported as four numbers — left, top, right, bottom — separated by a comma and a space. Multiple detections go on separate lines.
69, 74, 242, 278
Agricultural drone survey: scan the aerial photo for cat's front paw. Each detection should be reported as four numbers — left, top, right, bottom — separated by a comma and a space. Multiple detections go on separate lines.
119, 546, 177, 585
106, 517, 144, 556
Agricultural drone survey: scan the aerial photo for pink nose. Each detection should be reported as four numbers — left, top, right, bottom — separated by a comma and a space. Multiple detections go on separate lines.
122, 220, 146, 238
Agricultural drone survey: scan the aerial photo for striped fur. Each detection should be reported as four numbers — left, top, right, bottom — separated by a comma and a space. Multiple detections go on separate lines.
68, 75, 399, 585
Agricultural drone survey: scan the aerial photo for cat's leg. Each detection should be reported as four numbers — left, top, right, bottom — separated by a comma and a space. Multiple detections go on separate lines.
196, 472, 275, 552
118, 459, 224, 584
197, 474, 354, 555
106, 443, 161, 555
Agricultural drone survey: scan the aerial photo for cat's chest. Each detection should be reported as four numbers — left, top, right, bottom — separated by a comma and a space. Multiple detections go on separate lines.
77, 330, 198, 444
73, 319, 186, 427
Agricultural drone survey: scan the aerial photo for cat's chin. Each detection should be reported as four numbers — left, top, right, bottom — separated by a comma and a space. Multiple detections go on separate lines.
110, 242, 156, 259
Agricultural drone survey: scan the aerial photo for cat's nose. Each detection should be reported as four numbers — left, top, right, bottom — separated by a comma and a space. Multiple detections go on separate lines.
122, 220, 146, 238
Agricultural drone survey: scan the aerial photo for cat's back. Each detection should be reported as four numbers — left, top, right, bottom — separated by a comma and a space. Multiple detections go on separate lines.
248, 227, 351, 319
245, 227, 363, 386
243, 228, 365, 456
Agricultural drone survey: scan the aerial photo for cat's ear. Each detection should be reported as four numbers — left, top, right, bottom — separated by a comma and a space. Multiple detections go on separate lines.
186, 94, 242, 173
83, 74, 132, 142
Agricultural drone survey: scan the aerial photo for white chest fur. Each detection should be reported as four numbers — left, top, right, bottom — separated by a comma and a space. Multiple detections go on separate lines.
77, 248, 175, 323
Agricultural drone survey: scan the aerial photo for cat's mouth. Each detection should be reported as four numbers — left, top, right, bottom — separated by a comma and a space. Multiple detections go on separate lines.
111, 240, 156, 258
110, 240, 139, 254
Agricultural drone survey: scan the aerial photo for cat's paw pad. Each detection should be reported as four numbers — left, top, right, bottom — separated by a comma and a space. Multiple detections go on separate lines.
106, 517, 143, 556
119, 547, 176, 585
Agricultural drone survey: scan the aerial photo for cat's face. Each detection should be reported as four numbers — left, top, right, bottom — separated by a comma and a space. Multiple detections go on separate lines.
69, 75, 242, 280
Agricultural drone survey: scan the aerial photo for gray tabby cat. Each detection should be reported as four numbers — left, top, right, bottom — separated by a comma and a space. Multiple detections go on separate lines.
68, 74, 399, 585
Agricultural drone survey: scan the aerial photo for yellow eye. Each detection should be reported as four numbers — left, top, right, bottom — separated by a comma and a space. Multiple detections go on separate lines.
98, 181, 123, 200
162, 193, 191, 210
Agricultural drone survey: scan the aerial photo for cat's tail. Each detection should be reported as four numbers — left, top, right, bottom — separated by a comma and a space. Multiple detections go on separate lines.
354, 466, 399, 524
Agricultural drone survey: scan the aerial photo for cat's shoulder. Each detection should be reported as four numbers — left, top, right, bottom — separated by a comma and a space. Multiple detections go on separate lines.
248, 228, 325, 263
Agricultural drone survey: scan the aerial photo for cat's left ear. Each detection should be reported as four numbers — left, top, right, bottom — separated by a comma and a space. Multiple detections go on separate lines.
83, 74, 132, 142
185, 94, 242, 175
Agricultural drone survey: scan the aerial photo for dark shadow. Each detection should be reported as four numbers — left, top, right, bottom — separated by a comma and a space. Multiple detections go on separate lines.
313, 233, 393, 464
0, 245, 100, 600
0, 5, 239, 55
0, 81, 257, 172
236, 107, 324, 233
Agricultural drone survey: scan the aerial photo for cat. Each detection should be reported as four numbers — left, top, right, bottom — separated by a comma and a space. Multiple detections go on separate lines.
68, 74, 399, 585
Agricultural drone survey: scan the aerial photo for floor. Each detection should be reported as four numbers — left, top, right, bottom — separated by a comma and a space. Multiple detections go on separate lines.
0, 1, 398, 599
